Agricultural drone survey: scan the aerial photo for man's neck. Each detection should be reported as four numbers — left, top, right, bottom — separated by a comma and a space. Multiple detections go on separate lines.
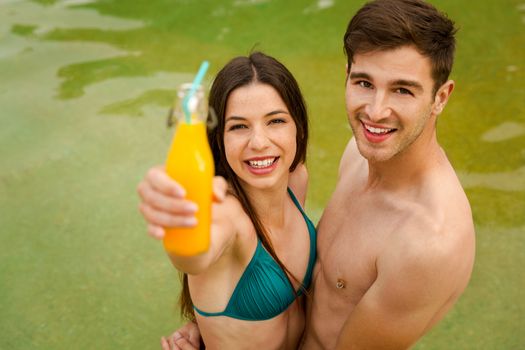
366, 132, 445, 192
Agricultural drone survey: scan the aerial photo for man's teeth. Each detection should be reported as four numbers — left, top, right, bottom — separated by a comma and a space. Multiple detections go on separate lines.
248, 158, 276, 168
365, 125, 394, 134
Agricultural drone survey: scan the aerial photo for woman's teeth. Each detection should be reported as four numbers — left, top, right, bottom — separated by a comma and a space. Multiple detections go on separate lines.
248, 158, 276, 168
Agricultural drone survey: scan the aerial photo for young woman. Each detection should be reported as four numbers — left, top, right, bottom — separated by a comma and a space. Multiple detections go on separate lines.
137, 52, 316, 349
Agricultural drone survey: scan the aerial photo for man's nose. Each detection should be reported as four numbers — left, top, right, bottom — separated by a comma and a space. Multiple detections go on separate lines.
364, 91, 392, 122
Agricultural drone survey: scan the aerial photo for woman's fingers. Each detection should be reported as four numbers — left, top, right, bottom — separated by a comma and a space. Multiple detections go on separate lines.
139, 203, 197, 228
138, 182, 197, 215
147, 166, 186, 197
174, 338, 199, 350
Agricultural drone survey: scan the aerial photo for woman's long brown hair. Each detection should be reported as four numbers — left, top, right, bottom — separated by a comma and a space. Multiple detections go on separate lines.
179, 51, 309, 321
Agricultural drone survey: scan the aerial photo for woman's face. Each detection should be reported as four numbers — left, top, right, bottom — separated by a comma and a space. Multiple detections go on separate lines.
223, 82, 297, 191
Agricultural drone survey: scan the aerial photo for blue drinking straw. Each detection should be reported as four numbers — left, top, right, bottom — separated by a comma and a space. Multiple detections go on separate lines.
183, 60, 210, 124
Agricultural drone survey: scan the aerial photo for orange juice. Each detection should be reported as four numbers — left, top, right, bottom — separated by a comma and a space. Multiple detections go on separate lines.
164, 119, 214, 256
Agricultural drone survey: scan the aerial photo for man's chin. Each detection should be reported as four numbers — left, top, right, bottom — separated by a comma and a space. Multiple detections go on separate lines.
355, 139, 384, 160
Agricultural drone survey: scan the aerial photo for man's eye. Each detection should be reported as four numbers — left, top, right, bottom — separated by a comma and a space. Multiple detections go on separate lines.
396, 88, 413, 96
358, 81, 372, 89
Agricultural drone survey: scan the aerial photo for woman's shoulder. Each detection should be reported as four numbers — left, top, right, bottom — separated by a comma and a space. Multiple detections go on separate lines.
213, 193, 247, 225
288, 163, 308, 206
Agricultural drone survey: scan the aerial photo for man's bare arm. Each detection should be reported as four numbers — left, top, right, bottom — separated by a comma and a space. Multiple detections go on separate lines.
335, 222, 471, 349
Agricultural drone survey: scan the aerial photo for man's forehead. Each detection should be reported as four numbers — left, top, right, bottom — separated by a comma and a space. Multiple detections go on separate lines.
350, 47, 433, 84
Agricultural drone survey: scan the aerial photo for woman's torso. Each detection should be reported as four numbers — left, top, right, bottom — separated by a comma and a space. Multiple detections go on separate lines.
188, 188, 316, 349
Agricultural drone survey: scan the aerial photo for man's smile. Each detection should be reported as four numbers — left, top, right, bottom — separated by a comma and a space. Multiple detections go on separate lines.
363, 123, 396, 135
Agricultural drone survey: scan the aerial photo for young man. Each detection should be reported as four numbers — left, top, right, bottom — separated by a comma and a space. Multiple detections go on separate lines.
301, 0, 475, 348
140, 1, 475, 349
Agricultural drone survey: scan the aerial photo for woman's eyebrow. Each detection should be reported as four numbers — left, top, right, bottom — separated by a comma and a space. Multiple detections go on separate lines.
265, 110, 289, 117
225, 116, 246, 122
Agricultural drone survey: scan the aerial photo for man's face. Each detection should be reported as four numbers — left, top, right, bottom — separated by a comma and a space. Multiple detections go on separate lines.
345, 45, 443, 163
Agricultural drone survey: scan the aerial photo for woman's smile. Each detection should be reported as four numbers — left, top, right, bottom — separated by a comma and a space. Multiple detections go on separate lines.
245, 156, 280, 174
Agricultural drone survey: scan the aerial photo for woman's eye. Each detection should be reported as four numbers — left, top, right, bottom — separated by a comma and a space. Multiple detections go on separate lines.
270, 118, 286, 124
228, 124, 247, 131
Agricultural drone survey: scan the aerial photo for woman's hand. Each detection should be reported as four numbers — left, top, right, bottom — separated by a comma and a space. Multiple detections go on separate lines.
160, 321, 202, 350
137, 166, 227, 239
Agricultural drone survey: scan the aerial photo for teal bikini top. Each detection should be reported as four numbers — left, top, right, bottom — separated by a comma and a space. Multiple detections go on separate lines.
193, 188, 317, 321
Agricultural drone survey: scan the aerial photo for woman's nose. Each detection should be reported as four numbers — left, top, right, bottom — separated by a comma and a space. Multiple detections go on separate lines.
248, 128, 270, 150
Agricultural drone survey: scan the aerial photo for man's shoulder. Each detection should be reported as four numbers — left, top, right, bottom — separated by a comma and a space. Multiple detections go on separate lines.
341, 137, 363, 162
339, 137, 366, 176
377, 206, 475, 312
398, 190, 473, 242
401, 161, 474, 241
385, 196, 475, 281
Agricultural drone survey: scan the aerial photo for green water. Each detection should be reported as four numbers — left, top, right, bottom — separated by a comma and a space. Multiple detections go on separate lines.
1, 0, 523, 349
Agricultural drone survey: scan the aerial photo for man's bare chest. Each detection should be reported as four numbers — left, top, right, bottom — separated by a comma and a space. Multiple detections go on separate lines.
315, 186, 405, 301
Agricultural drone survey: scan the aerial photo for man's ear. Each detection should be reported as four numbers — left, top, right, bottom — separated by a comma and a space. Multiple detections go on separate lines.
432, 80, 455, 116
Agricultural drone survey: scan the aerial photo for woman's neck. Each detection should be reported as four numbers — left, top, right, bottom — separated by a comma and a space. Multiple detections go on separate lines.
242, 178, 289, 229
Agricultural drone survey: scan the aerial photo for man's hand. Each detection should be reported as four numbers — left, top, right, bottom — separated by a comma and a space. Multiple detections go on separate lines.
137, 165, 227, 239
160, 322, 202, 350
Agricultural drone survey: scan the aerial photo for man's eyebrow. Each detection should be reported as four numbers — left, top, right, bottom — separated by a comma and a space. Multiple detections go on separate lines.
350, 71, 424, 92
349, 72, 372, 80
391, 79, 424, 92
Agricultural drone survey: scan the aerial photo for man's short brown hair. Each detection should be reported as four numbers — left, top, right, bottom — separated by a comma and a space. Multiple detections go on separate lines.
344, 0, 457, 94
